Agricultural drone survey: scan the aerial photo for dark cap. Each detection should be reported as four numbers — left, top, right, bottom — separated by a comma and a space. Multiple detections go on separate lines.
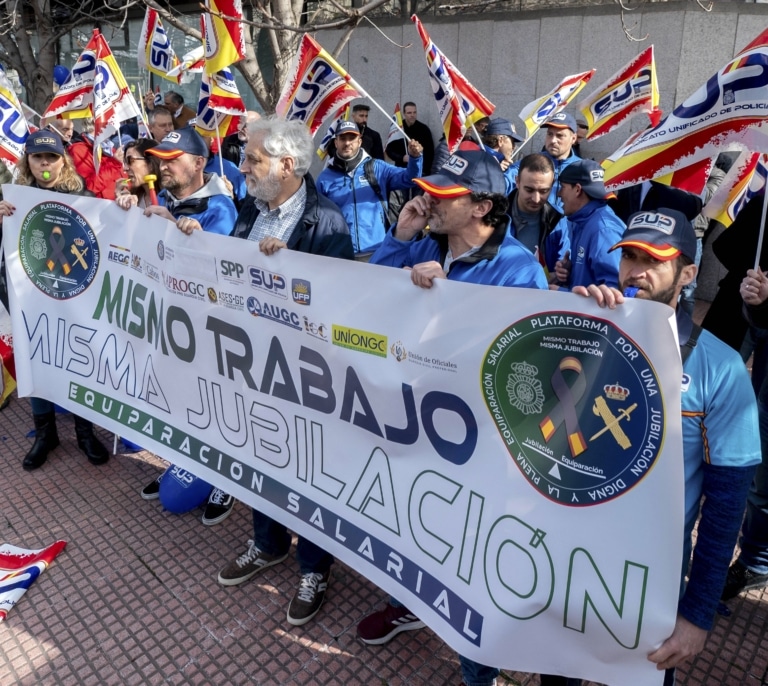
414, 150, 505, 197
25, 130, 65, 156
146, 128, 209, 160
544, 112, 578, 133
352, 103, 370, 112
559, 159, 608, 200
485, 117, 524, 143
610, 208, 697, 262
334, 120, 361, 137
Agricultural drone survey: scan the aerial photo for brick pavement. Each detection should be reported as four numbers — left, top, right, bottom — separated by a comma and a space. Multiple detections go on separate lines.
0, 397, 766, 685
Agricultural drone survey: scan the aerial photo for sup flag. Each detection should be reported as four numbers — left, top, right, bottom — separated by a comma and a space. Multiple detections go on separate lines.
602, 28, 768, 191
0, 65, 29, 167
137, 8, 182, 84
518, 70, 595, 139
577, 46, 660, 140
703, 152, 768, 227
195, 70, 242, 139
0, 540, 67, 621
386, 102, 405, 148
202, 0, 245, 74
43, 31, 101, 120
412, 15, 495, 154
316, 104, 350, 161
167, 45, 205, 83
276, 35, 362, 135
0, 297, 15, 406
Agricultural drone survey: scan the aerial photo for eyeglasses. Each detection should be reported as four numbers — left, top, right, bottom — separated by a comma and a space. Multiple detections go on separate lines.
125, 156, 146, 165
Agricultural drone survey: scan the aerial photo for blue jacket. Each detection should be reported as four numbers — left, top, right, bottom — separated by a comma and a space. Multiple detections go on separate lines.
159, 173, 237, 235
508, 191, 569, 273
231, 174, 353, 259
204, 154, 247, 206
563, 199, 625, 290
316, 151, 422, 254
371, 220, 548, 290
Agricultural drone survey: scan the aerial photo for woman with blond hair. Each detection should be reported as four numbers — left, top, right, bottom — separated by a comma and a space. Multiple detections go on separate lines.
0, 129, 110, 470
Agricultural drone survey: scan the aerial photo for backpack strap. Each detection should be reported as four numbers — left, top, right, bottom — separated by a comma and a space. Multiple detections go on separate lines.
364, 158, 389, 225
680, 323, 702, 365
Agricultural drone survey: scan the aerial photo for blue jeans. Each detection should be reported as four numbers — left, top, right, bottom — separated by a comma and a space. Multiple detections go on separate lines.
251, 509, 333, 575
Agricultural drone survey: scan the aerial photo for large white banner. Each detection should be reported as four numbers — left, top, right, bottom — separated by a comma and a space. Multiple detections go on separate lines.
4, 187, 684, 685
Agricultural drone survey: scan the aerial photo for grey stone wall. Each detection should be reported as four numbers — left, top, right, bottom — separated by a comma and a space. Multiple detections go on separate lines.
315, 1, 768, 169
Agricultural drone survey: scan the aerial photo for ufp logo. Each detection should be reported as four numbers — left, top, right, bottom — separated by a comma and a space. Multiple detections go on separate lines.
292, 279, 311, 305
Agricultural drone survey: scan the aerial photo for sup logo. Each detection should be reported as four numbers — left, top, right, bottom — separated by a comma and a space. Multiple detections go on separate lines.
18, 201, 100, 300
481, 312, 665, 506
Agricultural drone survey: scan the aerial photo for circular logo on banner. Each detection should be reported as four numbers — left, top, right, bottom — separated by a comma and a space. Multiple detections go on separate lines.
481, 312, 665, 507
18, 201, 99, 300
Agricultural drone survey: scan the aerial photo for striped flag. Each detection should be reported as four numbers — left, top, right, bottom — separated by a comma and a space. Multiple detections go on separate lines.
137, 8, 182, 84
202, 0, 245, 74
43, 32, 100, 120
386, 103, 405, 147
276, 35, 362, 135
0, 540, 67, 621
703, 152, 768, 227
518, 71, 595, 139
195, 69, 244, 139
577, 46, 660, 140
166, 45, 205, 83
0, 65, 29, 167
602, 28, 768, 190
412, 15, 494, 154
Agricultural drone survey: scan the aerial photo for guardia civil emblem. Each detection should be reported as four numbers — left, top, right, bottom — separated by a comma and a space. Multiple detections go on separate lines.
18, 201, 99, 300
482, 313, 665, 506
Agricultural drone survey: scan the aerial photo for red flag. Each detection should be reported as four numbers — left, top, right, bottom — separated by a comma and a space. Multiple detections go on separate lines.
577, 46, 660, 140
412, 15, 494, 154
203, 0, 245, 74
0, 541, 67, 621
603, 28, 768, 190
276, 35, 362, 135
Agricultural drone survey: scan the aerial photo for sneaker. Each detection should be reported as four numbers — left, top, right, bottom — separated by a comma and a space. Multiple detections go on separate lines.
286, 570, 330, 626
201, 488, 235, 526
356, 603, 425, 645
721, 560, 768, 600
217, 541, 289, 586
140, 475, 162, 500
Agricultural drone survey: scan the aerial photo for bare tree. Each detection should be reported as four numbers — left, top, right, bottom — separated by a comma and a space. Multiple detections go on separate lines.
141, 0, 394, 114
0, 0, 138, 113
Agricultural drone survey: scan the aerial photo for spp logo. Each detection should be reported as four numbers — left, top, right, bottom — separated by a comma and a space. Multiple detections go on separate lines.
292, 279, 311, 305
249, 266, 287, 299
220, 259, 244, 281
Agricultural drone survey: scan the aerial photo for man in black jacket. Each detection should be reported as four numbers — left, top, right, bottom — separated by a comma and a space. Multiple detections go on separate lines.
218, 116, 353, 628
352, 103, 384, 160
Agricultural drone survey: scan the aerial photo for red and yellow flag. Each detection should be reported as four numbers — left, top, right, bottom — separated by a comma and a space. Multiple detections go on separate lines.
203, 0, 245, 74
518, 71, 595, 139
137, 8, 182, 84
703, 152, 768, 227
276, 35, 362, 135
577, 46, 659, 140
412, 15, 494, 154
603, 28, 768, 190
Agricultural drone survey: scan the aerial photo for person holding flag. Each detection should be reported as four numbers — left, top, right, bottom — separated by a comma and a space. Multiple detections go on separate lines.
0, 130, 111, 470
316, 120, 423, 258
385, 102, 434, 173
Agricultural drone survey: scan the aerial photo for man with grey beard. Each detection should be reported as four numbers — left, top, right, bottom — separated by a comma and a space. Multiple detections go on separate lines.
220, 116, 353, 627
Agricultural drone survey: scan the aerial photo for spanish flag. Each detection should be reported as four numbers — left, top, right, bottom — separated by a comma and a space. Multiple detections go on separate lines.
203, 0, 246, 74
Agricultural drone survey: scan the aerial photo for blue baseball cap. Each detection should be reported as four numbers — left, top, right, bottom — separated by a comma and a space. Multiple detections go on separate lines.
485, 118, 524, 143
147, 127, 209, 160
544, 112, 578, 133
611, 208, 697, 263
25, 130, 66, 156
334, 120, 361, 137
559, 159, 608, 200
414, 150, 506, 197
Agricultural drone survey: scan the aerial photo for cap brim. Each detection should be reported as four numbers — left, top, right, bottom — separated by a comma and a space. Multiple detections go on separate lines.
544, 123, 575, 132
610, 240, 681, 261
146, 148, 185, 160
414, 177, 471, 198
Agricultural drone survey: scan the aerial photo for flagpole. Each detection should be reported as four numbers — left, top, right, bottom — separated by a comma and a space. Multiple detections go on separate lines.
216, 125, 225, 179
754, 188, 768, 271
348, 79, 410, 142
